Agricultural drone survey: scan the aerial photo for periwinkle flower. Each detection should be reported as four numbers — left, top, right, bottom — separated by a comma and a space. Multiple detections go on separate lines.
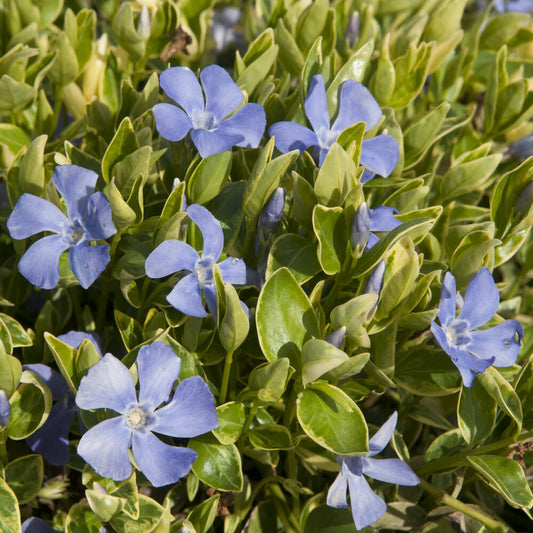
22, 518, 55, 533
325, 326, 346, 349
76, 342, 218, 486
327, 411, 419, 530
493, 0, 533, 12
367, 206, 401, 249
7, 165, 116, 290
145, 204, 247, 319
431, 267, 524, 387
255, 187, 285, 255
153, 64, 266, 158
268, 75, 398, 173
364, 260, 386, 297
507, 134, 533, 159
0, 390, 10, 427
350, 202, 371, 253
24, 332, 102, 465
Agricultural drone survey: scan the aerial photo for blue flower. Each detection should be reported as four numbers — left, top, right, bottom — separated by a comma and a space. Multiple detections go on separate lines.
22, 517, 55, 533
268, 75, 399, 173
255, 187, 285, 255
431, 267, 524, 387
7, 165, 116, 290
0, 390, 10, 427
145, 204, 248, 319
76, 342, 218, 487
367, 205, 401, 248
153, 64, 266, 158
493, 0, 533, 13
327, 411, 419, 530
24, 332, 102, 465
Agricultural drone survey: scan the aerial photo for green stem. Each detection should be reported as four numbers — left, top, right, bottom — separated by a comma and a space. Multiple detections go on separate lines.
417, 430, 533, 476
95, 280, 110, 332
419, 480, 507, 532
269, 483, 302, 533
219, 348, 235, 404
70, 287, 84, 329
0, 432, 8, 465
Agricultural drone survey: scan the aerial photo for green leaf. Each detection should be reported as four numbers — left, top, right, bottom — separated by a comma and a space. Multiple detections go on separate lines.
484, 46, 507, 135
396, 347, 462, 396
44, 332, 77, 393
304, 505, 356, 533
374, 502, 427, 531
18, 134, 47, 197
102, 117, 139, 184
248, 424, 293, 450
468, 455, 533, 508
370, 35, 395, 106
301, 339, 349, 386
296, 0, 328, 53
110, 494, 167, 533
112, 3, 145, 60
189, 436, 243, 492
424, 429, 466, 464
5, 455, 43, 505
219, 282, 250, 352
477, 367, 522, 433
115, 311, 143, 351
0, 351, 22, 397
6, 370, 52, 440
86, 489, 126, 522
109, 178, 137, 232
187, 150, 232, 205
212, 402, 246, 445
49, 32, 79, 86
275, 19, 304, 75
312, 205, 346, 275
187, 494, 220, 533
0, 314, 31, 348
457, 379, 497, 445
113, 146, 152, 200
236, 45, 278, 97
0, 478, 21, 533
266, 234, 321, 283
66, 504, 104, 533
331, 294, 377, 348
0, 124, 30, 156
297, 382, 368, 455
314, 143, 357, 207
256, 268, 320, 362
0, 75, 33, 113
248, 358, 292, 404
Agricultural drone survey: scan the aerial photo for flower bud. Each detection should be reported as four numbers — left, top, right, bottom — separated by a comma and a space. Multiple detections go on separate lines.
137, 5, 151, 40
255, 188, 285, 255
350, 202, 371, 253
364, 260, 386, 296
0, 390, 10, 428
325, 326, 346, 348
513, 180, 533, 218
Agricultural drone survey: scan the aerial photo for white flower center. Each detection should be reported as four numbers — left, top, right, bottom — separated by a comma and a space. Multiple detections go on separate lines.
63, 219, 86, 245
191, 109, 216, 130
316, 127, 338, 150
445, 319, 471, 347
194, 257, 215, 286
125, 406, 148, 429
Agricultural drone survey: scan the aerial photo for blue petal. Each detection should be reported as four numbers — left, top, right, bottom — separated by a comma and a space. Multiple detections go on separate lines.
360, 169, 375, 183
23, 364, 70, 400
325, 327, 346, 349
84, 192, 116, 241
468, 320, 524, 367
22, 518, 55, 533
153, 103, 193, 142
145, 240, 199, 278
218, 257, 247, 284
347, 473, 387, 530
268, 122, 318, 154
304, 75, 330, 133
438, 272, 457, 327
52, 164, 98, 221
137, 342, 181, 411
159, 67, 203, 116
76, 354, 137, 413
201, 64, 243, 123
360, 135, 399, 177
69, 242, 110, 289
203, 282, 218, 320
166, 273, 207, 317
77, 417, 132, 481
366, 232, 379, 249
7, 194, 68, 239
362, 458, 419, 486
457, 267, 500, 330
187, 204, 224, 260
131, 430, 197, 487
56, 331, 103, 357
369, 206, 400, 232
327, 462, 349, 508
18, 235, 69, 289
332, 80, 383, 133
26, 401, 74, 466
367, 411, 397, 456
0, 391, 10, 426
150, 376, 218, 438
215, 103, 266, 149
318, 146, 331, 167
190, 127, 242, 158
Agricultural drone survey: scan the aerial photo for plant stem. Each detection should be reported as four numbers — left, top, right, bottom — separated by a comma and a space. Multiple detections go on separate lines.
70, 287, 84, 329
219, 348, 235, 404
417, 430, 533, 476
419, 480, 507, 532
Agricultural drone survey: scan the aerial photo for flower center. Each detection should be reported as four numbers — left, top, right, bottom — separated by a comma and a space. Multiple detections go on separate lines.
445, 319, 471, 347
194, 257, 215, 286
125, 406, 148, 429
316, 127, 337, 150
191, 109, 216, 130
63, 219, 86, 245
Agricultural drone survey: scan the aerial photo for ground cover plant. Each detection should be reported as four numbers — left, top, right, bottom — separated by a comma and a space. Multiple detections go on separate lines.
0, 0, 533, 531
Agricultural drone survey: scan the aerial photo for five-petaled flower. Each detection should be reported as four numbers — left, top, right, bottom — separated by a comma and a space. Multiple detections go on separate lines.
145, 204, 248, 319
327, 411, 419, 530
268, 74, 398, 175
431, 267, 524, 387
7, 165, 116, 290
153, 64, 266, 158
76, 342, 218, 487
